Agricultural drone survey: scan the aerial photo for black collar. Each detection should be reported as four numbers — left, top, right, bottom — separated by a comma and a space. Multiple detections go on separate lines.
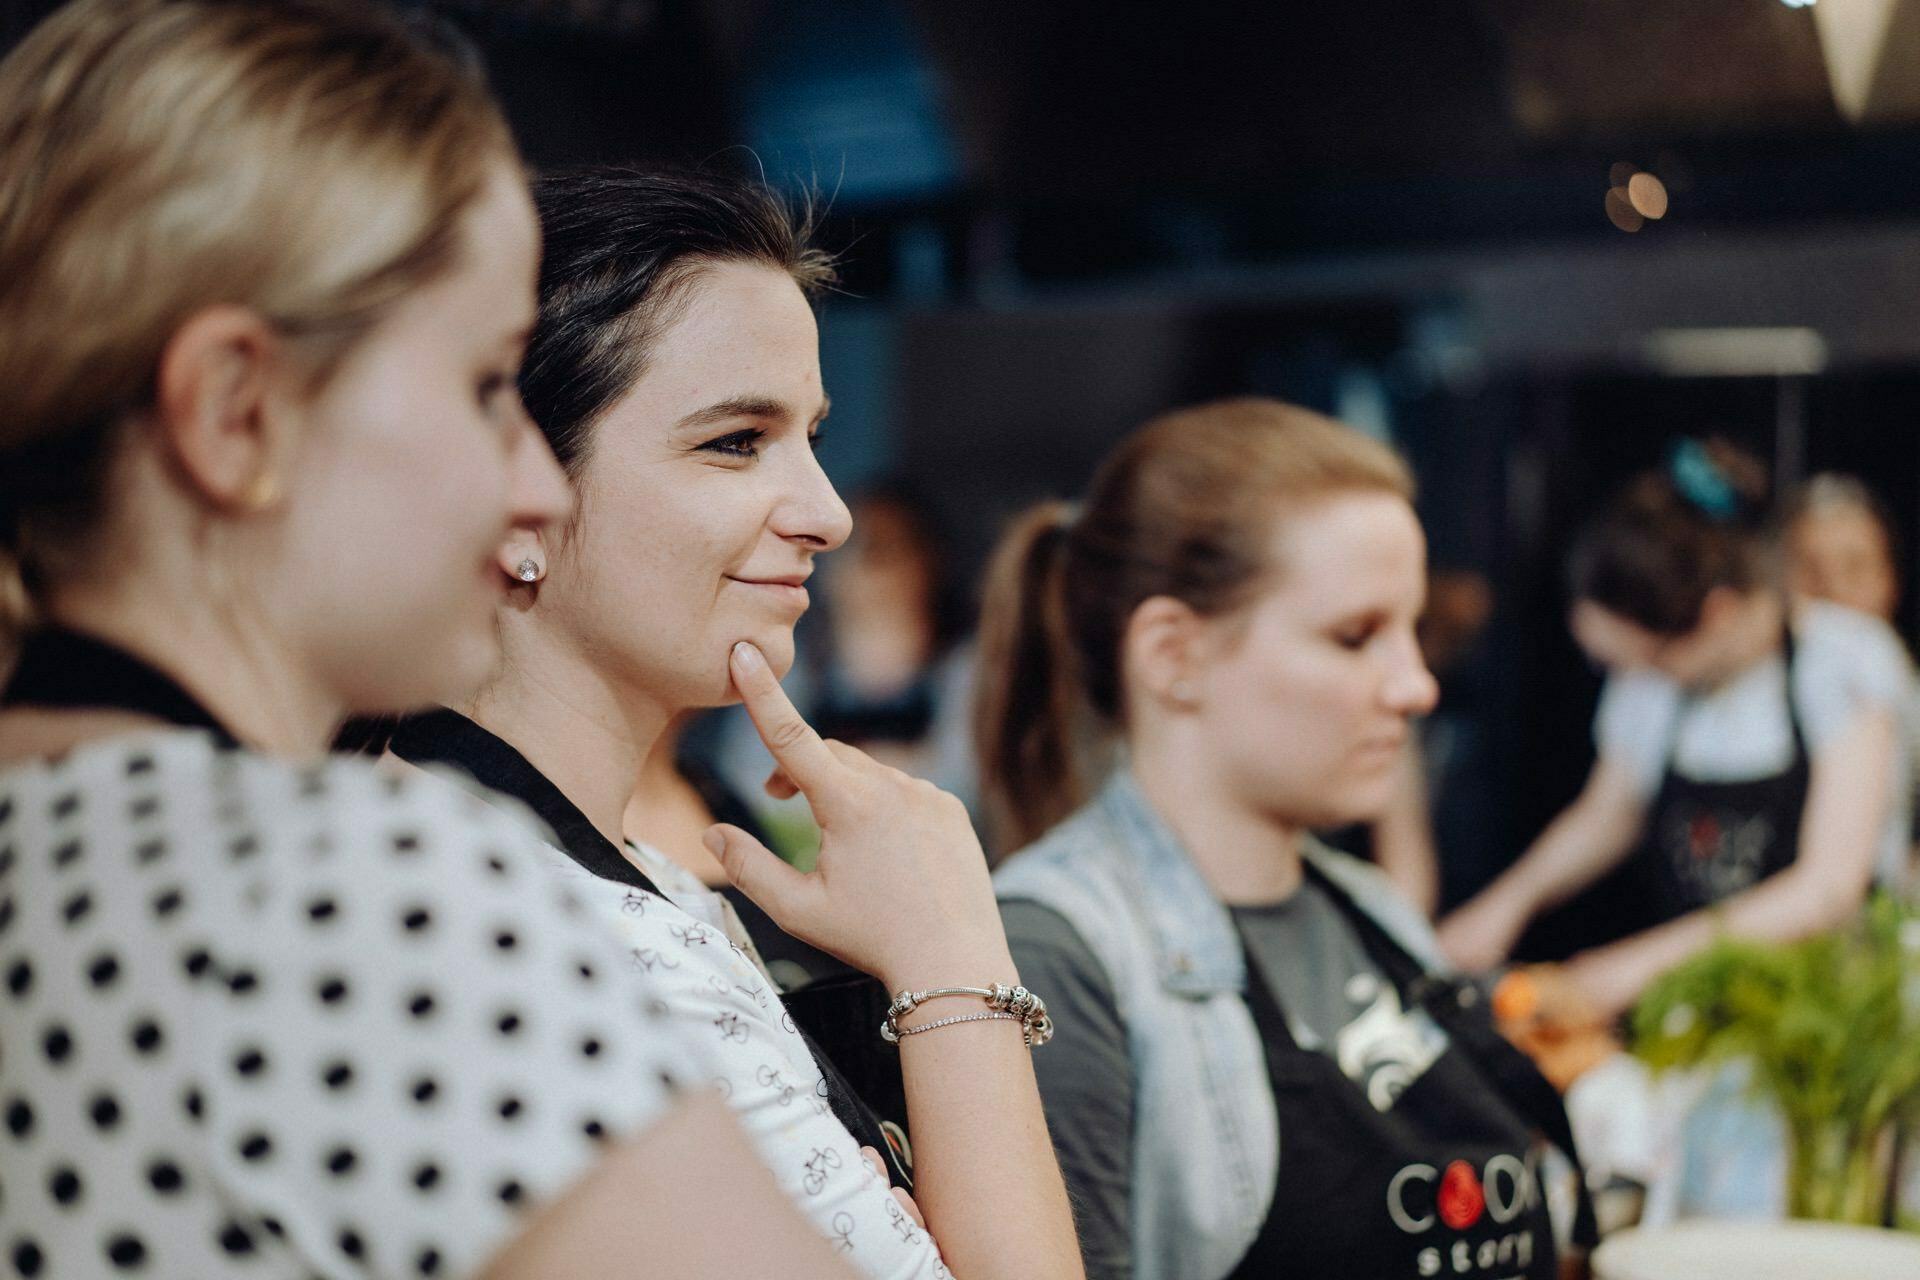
388, 707, 659, 895
1, 627, 241, 748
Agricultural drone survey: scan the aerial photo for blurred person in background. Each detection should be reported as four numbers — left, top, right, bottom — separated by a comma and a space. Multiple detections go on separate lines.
1782, 472, 1902, 624
809, 485, 980, 814
1439, 442, 1909, 1019
1780, 472, 1920, 889
0, 2, 869, 1276
386, 167, 1082, 1280
978, 398, 1590, 1280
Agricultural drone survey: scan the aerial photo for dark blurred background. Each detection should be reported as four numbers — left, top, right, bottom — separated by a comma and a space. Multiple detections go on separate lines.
14, 0, 1920, 913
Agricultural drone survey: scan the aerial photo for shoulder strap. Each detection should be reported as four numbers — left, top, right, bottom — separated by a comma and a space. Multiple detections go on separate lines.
389, 708, 660, 896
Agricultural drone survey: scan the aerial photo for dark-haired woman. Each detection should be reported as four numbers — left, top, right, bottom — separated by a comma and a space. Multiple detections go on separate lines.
1439, 443, 1909, 1018
388, 167, 1081, 1280
980, 399, 1590, 1280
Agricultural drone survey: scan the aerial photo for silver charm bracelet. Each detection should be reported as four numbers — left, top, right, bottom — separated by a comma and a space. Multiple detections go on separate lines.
880, 982, 1055, 1048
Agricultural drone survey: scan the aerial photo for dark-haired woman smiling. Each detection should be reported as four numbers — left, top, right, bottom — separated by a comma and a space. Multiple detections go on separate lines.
389, 168, 1081, 1280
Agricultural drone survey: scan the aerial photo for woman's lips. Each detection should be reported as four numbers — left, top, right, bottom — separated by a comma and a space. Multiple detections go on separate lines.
726, 576, 811, 611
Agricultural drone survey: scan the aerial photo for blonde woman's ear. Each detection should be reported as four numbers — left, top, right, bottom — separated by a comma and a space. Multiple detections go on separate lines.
153, 304, 286, 512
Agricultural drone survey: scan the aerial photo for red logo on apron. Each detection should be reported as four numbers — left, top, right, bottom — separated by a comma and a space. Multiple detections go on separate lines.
1437, 1159, 1485, 1229
1688, 812, 1721, 861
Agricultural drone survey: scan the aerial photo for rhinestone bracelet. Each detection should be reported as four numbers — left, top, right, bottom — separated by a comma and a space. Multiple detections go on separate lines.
893, 1010, 1021, 1040
880, 982, 1055, 1048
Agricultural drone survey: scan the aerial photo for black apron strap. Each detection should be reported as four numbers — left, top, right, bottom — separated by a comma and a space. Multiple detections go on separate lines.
1, 627, 241, 748
1236, 929, 1334, 1089
1780, 623, 1808, 763
389, 708, 661, 896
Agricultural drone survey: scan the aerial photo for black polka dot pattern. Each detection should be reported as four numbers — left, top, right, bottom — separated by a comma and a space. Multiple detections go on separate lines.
0, 734, 684, 1278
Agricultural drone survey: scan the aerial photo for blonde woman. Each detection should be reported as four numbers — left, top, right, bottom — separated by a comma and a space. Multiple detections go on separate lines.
0, 2, 883, 1275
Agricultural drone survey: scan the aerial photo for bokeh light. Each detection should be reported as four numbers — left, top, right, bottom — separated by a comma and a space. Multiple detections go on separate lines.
1604, 186, 1644, 232
1627, 172, 1669, 219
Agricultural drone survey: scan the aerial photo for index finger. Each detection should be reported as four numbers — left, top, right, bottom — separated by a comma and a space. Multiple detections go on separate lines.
729, 641, 839, 794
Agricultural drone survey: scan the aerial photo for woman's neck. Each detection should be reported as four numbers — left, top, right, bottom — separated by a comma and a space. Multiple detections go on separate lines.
38, 581, 341, 756
466, 624, 669, 850
1129, 721, 1305, 906
625, 718, 730, 885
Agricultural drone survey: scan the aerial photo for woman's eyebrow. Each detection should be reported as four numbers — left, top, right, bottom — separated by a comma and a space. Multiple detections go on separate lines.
672, 393, 831, 431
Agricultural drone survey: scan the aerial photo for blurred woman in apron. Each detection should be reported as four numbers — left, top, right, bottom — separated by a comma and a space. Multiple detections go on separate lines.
1440, 442, 1909, 1018
980, 399, 1591, 1280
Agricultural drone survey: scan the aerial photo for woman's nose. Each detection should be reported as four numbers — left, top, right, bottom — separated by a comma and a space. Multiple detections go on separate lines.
773, 448, 852, 552
1384, 640, 1440, 717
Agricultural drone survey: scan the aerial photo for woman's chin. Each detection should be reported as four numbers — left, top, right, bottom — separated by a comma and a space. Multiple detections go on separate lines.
695, 632, 798, 708
742, 629, 798, 678
1292, 780, 1398, 833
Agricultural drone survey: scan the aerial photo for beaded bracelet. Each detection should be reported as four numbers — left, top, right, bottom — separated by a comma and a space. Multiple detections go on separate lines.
880, 982, 1055, 1048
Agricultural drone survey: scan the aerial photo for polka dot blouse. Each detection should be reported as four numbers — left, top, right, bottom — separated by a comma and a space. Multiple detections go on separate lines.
406, 768, 956, 1278
0, 730, 690, 1278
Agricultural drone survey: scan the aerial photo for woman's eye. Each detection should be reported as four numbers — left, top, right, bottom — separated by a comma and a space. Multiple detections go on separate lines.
1334, 624, 1378, 651
697, 428, 765, 460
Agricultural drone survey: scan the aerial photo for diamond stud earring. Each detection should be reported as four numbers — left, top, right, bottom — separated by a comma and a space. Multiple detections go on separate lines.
514, 559, 541, 583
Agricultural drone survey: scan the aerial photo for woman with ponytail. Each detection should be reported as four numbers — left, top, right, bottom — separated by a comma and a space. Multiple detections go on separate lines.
1439, 440, 1909, 1012
981, 398, 1589, 1280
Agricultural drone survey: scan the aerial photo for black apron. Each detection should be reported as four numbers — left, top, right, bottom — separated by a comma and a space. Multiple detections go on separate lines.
388, 709, 913, 1185
1, 627, 241, 747
1627, 630, 1809, 928
1228, 866, 1591, 1280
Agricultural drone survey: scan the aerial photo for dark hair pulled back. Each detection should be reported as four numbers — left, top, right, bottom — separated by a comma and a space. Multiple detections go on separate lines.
519, 167, 835, 477
1568, 438, 1773, 636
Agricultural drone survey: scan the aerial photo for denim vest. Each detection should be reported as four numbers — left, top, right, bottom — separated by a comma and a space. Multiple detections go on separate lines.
994, 771, 1451, 1280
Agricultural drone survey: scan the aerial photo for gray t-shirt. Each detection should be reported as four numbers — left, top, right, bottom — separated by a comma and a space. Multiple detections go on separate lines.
1003, 878, 1449, 1280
